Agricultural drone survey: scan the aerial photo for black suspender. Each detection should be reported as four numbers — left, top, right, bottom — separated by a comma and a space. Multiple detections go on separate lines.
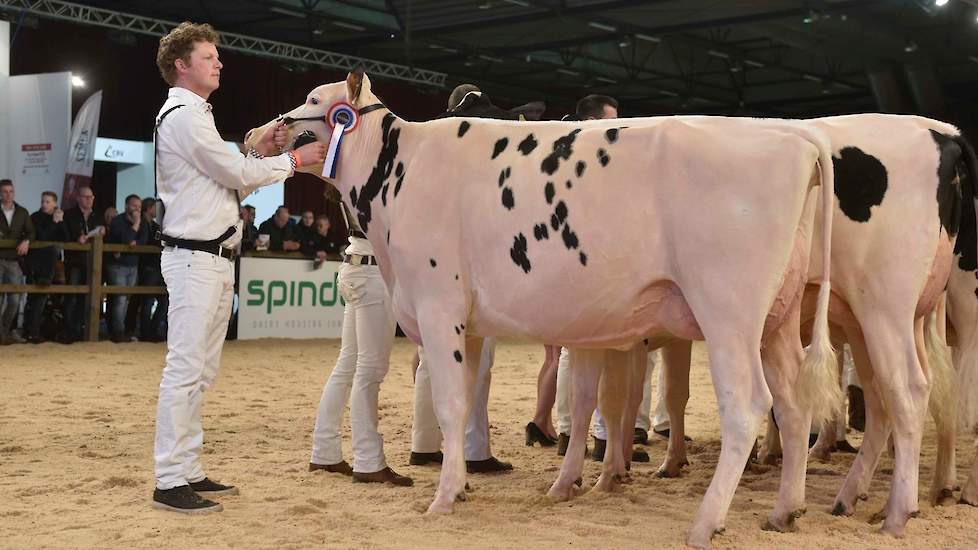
154, 104, 185, 228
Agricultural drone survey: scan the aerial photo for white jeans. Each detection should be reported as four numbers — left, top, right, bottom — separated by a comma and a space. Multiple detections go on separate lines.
154, 248, 235, 490
555, 347, 666, 438
412, 338, 495, 461
310, 263, 396, 473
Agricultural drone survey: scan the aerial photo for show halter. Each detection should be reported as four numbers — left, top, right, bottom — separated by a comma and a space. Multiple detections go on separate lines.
280, 102, 386, 178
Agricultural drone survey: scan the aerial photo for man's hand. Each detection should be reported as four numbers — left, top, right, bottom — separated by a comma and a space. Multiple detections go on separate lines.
255, 121, 288, 157
16, 241, 29, 256
316, 251, 327, 261
129, 240, 137, 246
79, 234, 89, 245
132, 216, 141, 232
53, 209, 64, 223
283, 240, 301, 251
292, 142, 328, 167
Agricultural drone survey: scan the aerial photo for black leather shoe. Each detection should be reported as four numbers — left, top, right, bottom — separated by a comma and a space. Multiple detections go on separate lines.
592, 437, 607, 461
557, 433, 570, 456
525, 422, 558, 447
152, 485, 222, 514
309, 461, 353, 476
188, 477, 239, 496
835, 440, 859, 454
634, 428, 649, 445
632, 449, 650, 462
409, 451, 444, 466
353, 467, 414, 487
466, 456, 514, 474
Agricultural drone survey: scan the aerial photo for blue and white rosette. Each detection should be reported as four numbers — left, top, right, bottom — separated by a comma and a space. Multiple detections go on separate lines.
323, 102, 359, 179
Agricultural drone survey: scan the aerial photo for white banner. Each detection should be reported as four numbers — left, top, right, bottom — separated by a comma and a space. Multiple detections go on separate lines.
238, 257, 345, 339
94, 137, 145, 164
62, 90, 102, 209
8, 72, 71, 213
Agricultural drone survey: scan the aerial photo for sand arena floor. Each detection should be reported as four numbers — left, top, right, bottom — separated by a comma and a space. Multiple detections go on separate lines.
2, 339, 977, 549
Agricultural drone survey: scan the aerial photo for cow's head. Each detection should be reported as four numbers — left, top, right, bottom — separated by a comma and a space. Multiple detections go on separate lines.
245, 69, 382, 176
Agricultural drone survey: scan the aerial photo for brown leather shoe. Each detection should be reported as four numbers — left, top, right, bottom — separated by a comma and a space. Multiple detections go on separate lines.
309, 461, 353, 476
352, 467, 414, 487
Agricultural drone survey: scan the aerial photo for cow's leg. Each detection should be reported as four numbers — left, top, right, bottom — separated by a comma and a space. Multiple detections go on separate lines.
425, 331, 481, 514
548, 349, 602, 501
594, 349, 628, 492
961, 448, 978, 506
657, 339, 692, 478
852, 316, 927, 535
759, 308, 810, 533
810, 345, 846, 461
924, 304, 958, 506
687, 334, 770, 549
757, 411, 783, 465
620, 344, 647, 476
832, 327, 889, 516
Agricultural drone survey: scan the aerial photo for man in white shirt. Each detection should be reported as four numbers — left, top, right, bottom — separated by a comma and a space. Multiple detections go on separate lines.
151, 22, 325, 514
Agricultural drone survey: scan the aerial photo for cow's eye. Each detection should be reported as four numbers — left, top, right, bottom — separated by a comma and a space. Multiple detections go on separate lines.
309, 97, 320, 105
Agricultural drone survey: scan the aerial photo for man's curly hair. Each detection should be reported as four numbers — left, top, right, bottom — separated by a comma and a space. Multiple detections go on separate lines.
156, 22, 220, 86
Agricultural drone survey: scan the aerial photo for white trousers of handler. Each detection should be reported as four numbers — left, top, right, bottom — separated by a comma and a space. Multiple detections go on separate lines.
154, 248, 234, 490
310, 263, 396, 473
412, 337, 496, 461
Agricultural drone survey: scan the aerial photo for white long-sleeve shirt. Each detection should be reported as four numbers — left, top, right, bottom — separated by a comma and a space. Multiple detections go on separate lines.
155, 87, 294, 248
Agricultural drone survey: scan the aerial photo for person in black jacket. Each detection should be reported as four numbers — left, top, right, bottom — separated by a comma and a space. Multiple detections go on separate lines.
61, 185, 104, 343
0, 179, 35, 345
239, 205, 259, 253
106, 194, 149, 342
257, 206, 300, 252
299, 214, 341, 261
24, 191, 69, 343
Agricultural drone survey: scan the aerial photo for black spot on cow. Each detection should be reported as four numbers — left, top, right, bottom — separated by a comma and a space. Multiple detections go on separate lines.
554, 201, 568, 227
502, 187, 515, 209
974, 287, 978, 299
492, 137, 509, 159
533, 223, 549, 241
454, 350, 463, 363
353, 113, 400, 232
458, 121, 471, 138
461, 323, 465, 329
545, 182, 555, 204
561, 224, 579, 250
518, 134, 538, 155
931, 130, 964, 238
576, 161, 586, 177
455, 274, 459, 280
952, 136, 978, 272
510, 233, 531, 273
430, 258, 437, 268
832, 146, 887, 223
350, 188, 358, 206
498, 167, 512, 188
597, 149, 610, 167
605, 128, 619, 144
454, 325, 461, 335
381, 183, 389, 206
393, 174, 404, 197
579, 252, 588, 265
566, 180, 573, 189
395, 162, 404, 178
541, 129, 582, 175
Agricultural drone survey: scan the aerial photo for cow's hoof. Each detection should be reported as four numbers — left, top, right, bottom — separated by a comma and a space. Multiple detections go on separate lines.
858, 493, 869, 501
455, 491, 467, 502
686, 526, 723, 549
547, 482, 581, 502
934, 488, 956, 506
809, 446, 832, 462
761, 515, 797, 533
959, 497, 978, 507
831, 501, 853, 517
868, 509, 886, 525
655, 458, 688, 478
880, 515, 911, 538
744, 462, 773, 475
758, 453, 781, 466
426, 500, 455, 515
593, 472, 622, 493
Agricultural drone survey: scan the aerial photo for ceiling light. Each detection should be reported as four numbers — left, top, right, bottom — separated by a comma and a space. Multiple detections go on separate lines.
503, 0, 531, 6
556, 68, 581, 76
71, 75, 85, 88
935, 0, 950, 6
312, 28, 323, 35
803, 9, 818, 23
334, 21, 366, 31
707, 50, 730, 59
478, 54, 503, 63
269, 7, 304, 18
744, 59, 765, 68
635, 33, 660, 43
659, 90, 679, 97
904, 40, 918, 53
802, 74, 822, 82
478, 2, 492, 9
587, 21, 617, 32
595, 76, 618, 84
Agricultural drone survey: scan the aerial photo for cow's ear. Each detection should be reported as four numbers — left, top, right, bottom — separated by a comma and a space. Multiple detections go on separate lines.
346, 68, 371, 105
510, 101, 546, 121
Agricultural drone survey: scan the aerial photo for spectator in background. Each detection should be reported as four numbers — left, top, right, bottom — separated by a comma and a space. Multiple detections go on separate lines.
138, 197, 166, 341
300, 214, 341, 261
239, 205, 258, 253
24, 191, 69, 343
103, 206, 118, 228
258, 205, 300, 252
0, 179, 35, 345
296, 210, 316, 241
106, 194, 148, 342
62, 185, 103, 343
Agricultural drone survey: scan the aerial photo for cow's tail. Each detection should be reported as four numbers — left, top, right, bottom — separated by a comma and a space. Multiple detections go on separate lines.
797, 130, 843, 430
952, 132, 978, 429
924, 307, 956, 431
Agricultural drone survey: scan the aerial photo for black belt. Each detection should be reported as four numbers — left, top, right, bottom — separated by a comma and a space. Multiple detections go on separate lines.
343, 254, 378, 266
160, 226, 237, 262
